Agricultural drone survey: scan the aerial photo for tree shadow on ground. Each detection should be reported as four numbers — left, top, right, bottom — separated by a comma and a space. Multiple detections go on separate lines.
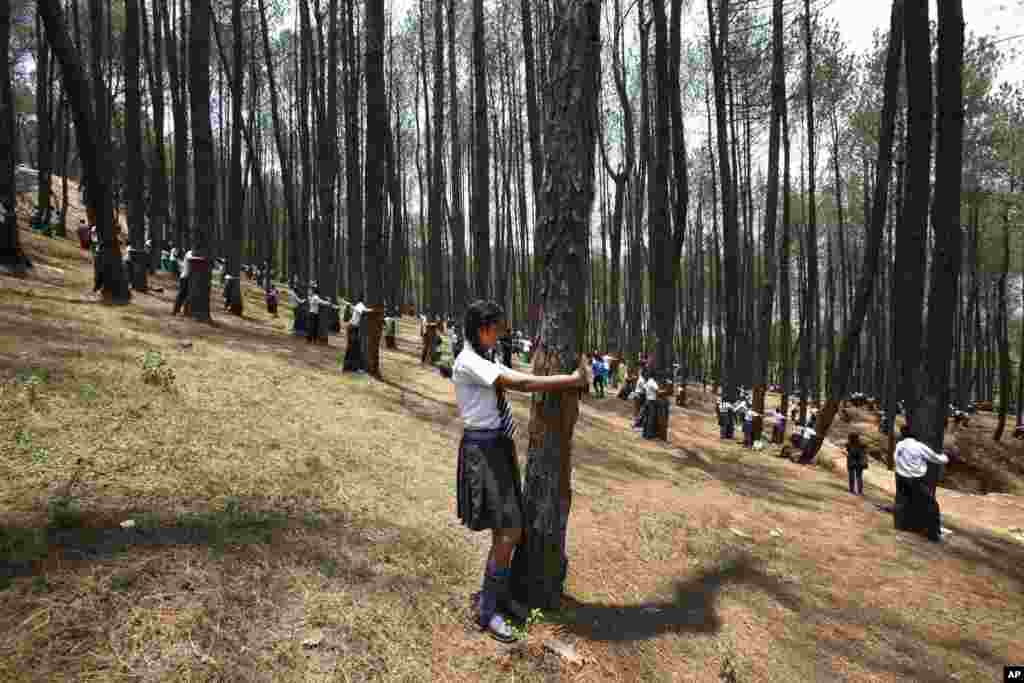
669, 444, 840, 515
557, 552, 797, 642
0, 493, 466, 599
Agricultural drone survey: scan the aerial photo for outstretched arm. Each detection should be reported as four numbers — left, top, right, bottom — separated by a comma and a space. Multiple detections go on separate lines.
495, 355, 589, 393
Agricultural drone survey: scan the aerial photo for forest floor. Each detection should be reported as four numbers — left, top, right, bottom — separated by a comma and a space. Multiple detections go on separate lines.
2, 222, 1024, 682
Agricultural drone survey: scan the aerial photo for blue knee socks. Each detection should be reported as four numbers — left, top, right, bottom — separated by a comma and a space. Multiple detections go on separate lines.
479, 560, 511, 625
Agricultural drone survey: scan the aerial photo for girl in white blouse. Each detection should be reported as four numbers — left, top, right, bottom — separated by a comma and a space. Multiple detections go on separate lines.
453, 300, 586, 642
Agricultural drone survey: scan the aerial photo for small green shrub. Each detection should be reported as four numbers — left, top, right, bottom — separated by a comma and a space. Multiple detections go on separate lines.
110, 574, 134, 592
79, 383, 98, 402
14, 430, 31, 450
140, 351, 175, 390
47, 496, 83, 529
15, 368, 49, 386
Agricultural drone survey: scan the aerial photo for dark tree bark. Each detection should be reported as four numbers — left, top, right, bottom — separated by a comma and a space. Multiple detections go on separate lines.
448, 0, 467, 314
124, 0, 148, 291
646, 0, 672, 376
779, 80, 792, 413
753, 0, 785, 415
344, 0, 363, 295
896, 0, 932, 432
386, 83, 406, 309
36, 16, 53, 214
161, 0, 189, 249
811, 0, 904, 451
365, 0, 387, 305
140, 0, 168, 269
187, 0, 215, 320
707, 0, 739, 402
314, 0, 339, 310
222, 0, 244, 314
40, 0, 128, 298
428, 0, 445, 315
0, 0, 31, 272
921, 0, 964, 449
802, 0, 819, 407
994, 205, 1011, 442
512, 0, 600, 611
257, 0, 299, 282
471, 0, 490, 298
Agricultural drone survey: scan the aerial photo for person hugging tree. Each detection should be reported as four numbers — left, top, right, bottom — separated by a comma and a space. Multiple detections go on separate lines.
452, 300, 587, 643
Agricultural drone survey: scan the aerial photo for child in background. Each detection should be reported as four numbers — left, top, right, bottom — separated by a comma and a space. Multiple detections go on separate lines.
846, 433, 868, 495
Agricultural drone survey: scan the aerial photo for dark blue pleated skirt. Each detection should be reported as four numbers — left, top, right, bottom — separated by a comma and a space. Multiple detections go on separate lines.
457, 429, 523, 531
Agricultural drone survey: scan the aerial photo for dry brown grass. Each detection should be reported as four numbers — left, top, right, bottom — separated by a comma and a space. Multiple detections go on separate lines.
2, 223, 1024, 681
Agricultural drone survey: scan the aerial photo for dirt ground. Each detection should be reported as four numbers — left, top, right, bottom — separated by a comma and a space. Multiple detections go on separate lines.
2, 221, 1023, 682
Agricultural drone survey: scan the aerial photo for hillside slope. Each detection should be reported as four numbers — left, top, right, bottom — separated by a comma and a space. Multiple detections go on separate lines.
2, 225, 1023, 682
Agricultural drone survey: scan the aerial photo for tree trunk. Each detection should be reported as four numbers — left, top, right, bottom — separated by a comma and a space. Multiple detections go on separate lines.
810, 0, 904, 454
994, 205, 1011, 441
0, 0, 31, 272
123, 0, 147, 291
779, 80, 792, 413
187, 0, 215, 320
448, 0, 467, 315
161, 0, 189, 249
753, 0, 785, 415
920, 0, 963, 450
344, 0, 363, 295
140, 0, 167, 274
365, 0, 387, 305
647, 0, 672, 376
40, 0, 127, 298
428, 0, 445, 315
897, 0, 932, 433
512, 0, 600, 611
472, 0, 490, 299
707, 0, 739, 402
803, 0, 819, 407
36, 16, 53, 214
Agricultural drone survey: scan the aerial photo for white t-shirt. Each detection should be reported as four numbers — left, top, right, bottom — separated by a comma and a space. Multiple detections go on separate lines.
453, 346, 505, 430
350, 302, 368, 327
521, 340, 532, 353
895, 437, 948, 478
645, 378, 659, 401
308, 294, 330, 315
180, 250, 193, 279
802, 426, 816, 441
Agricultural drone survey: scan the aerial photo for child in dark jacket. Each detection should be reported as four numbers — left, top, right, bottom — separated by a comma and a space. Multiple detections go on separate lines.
846, 433, 868, 495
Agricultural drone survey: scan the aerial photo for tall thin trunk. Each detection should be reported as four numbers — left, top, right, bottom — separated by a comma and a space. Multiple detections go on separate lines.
1, 0, 31, 271
754, 0, 785, 415
471, 0, 489, 298
188, 0, 216, 319
921, 0, 964, 449
448, 0, 467, 314
897, 0, 932, 432
428, 0, 445, 314
140, 0, 167, 265
345, 0, 363, 295
803, 0, 819, 406
124, 0, 147, 290
365, 0, 387, 305
707, 0, 739, 402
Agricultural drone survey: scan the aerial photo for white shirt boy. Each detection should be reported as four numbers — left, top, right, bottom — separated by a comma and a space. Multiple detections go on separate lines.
645, 378, 659, 401
894, 437, 948, 479
350, 302, 368, 327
